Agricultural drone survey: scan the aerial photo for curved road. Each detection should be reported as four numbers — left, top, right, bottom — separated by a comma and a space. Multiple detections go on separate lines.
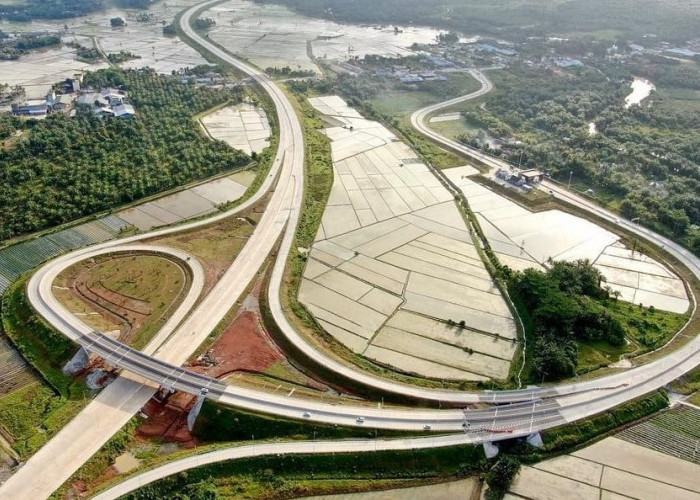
6, 6, 700, 498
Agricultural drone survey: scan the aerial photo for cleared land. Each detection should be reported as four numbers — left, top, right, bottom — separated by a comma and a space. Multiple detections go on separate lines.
54, 253, 189, 349
299, 95, 517, 382
201, 102, 272, 155
445, 168, 690, 314
509, 405, 700, 500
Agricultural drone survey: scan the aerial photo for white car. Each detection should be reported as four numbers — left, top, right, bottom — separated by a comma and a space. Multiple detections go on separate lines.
356, 417, 365, 423
423, 425, 431, 431
303, 412, 311, 418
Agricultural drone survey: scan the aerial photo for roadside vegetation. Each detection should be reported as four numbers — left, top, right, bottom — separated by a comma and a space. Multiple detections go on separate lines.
0, 277, 89, 460
0, 67, 249, 242
507, 260, 687, 381
85, 390, 667, 500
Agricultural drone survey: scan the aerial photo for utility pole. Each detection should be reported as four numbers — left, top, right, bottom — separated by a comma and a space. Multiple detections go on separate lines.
568, 170, 573, 189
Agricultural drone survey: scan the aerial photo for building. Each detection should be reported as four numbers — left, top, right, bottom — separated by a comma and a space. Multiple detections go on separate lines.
664, 47, 699, 58
101, 88, 125, 105
11, 99, 48, 118
113, 103, 135, 118
554, 57, 584, 68
51, 93, 75, 112
519, 169, 544, 184
480, 44, 517, 57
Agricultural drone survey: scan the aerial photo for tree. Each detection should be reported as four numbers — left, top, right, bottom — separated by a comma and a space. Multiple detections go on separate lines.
485, 455, 521, 499
110, 17, 126, 28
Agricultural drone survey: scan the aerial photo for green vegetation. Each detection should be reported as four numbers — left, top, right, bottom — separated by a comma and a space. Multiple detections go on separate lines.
1, 276, 83, 396
112, 390, 665, 500
536, 390, 668, 455
56, 253, 190, 350
0, 31, 61, 60
485, 455, 520, 500
0, 276, 90, 460
50, 417, 141, 500
107, 50, 141, 64
194, 401, 410, 442
453, 59, 700, 255
0, 67, 249, 241
122, 445, 487, 500
265, 66, 316, 79
194, 17, 216, 31
0, 0, 102, 22
510, 260, 650, 381
66, 41, 102, 63
253, 0, 700, 42
0, 384, 86, 460
110, 17, 126, 28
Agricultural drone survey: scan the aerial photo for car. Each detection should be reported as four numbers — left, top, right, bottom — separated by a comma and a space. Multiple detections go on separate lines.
200, 387, 209, 394
423, 425, 431, 431
303, 412, 311, 418
356, 417, 365, 423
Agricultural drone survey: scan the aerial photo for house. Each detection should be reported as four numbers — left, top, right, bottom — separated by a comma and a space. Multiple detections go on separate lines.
113, 103, 135, 118
400, 74, 423, 83
519, 169, 544, 184
11, 99, 48, 117
51, 93, 75, 112
101, 88, 126, 105
94, 107, 114, 117
664, 47, 699, 58
554, 57, 584, 68
480, 44, 517, 56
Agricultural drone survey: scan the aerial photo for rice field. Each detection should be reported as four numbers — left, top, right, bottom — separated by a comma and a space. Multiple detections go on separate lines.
617, 405, 700, 464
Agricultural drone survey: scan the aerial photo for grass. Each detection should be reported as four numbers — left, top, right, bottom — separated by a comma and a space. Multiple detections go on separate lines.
50, 417, 142, 500
193, 401, 414, 443
120, 444, 487, 500
96, 389, 667, 500
671, 365, 700, 395
54, 253, 190, 350
0, 383, 87, 461
1, 276, 85, 397
369, 72, 483, 120
146, 210, 259, 292
511, 390, 669, 462
0, 276, 92, 459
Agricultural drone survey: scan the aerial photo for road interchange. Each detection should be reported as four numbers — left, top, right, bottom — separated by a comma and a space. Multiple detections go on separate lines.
2, 3, 700, 498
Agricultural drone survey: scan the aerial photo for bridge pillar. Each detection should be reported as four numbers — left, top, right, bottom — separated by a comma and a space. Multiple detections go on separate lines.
527, 432, 544, 448
187, 394, 206, 431
483, 441, 499, 459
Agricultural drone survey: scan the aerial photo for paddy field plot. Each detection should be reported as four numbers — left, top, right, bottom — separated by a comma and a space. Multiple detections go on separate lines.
510, 405, 700, 499
118, 170, 254, 231
299, 95, 517, 382
444, 168, 690, 314
201, 102, 271, 155
207, 0, 443, 74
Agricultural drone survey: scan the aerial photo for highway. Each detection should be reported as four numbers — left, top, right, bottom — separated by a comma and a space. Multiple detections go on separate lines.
3, 6, 700, 499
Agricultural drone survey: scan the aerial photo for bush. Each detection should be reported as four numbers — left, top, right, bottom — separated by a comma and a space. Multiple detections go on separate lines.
485, 455, 521, 499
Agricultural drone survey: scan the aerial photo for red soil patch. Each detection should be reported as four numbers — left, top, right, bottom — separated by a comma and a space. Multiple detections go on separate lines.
135, 276, 329, 445
192, 309, 283, 377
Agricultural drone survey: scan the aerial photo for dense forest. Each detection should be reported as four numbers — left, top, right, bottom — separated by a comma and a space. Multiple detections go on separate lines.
0, 68, 248, 241
254, 0, 700, 42
0, 0, 156, 22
